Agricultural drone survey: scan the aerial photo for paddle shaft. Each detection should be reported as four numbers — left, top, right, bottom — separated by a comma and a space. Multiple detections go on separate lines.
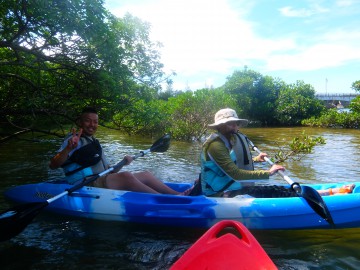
248, 138, 334, 225
0, 134, 171, 241
50, 138, 166, 202
29, 133, 169, 204
251, 145, 301, 193
49, 148, 154, 203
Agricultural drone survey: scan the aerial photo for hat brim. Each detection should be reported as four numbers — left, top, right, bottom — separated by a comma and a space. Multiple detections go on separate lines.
208, 118, 249, 128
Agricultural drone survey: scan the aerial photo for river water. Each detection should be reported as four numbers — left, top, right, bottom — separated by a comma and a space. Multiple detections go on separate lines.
1, 127, 360, 269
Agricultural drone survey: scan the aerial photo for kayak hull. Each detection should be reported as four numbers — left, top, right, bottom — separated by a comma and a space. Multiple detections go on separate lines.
4, 181, 360, 230
171, 220, 277, 270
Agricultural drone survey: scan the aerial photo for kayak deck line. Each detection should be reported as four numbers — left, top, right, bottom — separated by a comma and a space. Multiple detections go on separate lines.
4, 180, 360, 230
69, 193, 100, 199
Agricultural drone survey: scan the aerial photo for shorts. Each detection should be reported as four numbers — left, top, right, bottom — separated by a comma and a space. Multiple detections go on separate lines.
84, 174, 109, 188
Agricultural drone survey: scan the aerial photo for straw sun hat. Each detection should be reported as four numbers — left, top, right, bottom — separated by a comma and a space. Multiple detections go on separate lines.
208, 108, 248, 128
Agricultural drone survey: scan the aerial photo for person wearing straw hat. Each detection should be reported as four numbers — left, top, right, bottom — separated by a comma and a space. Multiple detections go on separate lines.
200, 108, 286, 197
198, 108, 355, 198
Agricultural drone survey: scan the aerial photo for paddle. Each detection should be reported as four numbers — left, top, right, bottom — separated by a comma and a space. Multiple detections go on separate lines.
0, 134, 171, 241
247, 139, 334, 226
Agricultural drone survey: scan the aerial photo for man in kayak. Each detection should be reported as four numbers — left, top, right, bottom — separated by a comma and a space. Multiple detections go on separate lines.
49, 107, 191, 195
200, 108, 355, 198
200, 108, 286, 197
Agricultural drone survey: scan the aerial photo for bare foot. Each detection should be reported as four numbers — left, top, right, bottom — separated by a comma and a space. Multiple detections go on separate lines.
178, 186, 194, 196
330, 184, 355, 195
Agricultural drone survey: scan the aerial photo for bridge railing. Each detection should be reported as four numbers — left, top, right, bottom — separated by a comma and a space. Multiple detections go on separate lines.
315, 93, 359, 102
315, 93, 358, 97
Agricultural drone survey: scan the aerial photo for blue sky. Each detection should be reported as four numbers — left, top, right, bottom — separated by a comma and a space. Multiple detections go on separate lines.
105, 0, 360, 94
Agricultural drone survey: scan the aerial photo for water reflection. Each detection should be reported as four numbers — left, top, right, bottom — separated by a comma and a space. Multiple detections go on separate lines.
1, 127, 360, 269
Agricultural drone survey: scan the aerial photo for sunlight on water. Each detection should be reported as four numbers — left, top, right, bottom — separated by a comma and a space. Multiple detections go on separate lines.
1, 127, 360, 269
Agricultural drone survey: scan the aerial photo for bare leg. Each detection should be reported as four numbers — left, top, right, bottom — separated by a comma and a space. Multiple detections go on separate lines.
133, 171, 180, 195
104, 171, 160, 194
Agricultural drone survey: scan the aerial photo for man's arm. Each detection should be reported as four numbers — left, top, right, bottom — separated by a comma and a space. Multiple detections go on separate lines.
207, 140, 270, 180
49, 128, 82, 169
49, 147, 72, 169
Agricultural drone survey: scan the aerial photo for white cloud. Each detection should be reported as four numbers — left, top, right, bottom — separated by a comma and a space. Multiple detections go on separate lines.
336, 0, 356, 7
279, 4, 329, 18
108, 1, 259, 74
267, 44, 349, 71
279, 6, 315, 17
265, 27, 360, 72
106, 0, 360, 92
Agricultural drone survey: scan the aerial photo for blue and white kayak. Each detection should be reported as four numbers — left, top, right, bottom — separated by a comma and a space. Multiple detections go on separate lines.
4, 181, 360, 230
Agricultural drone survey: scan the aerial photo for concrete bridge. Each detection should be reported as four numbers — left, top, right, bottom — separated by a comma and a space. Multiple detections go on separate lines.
315, 93, 359, 107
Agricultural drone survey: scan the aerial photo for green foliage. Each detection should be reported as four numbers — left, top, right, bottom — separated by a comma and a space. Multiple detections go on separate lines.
349, 96, 360, 113
0, 0, 167, 133
166, 89, 236, 140
274, 131, 326, 162
1, 1, 358, 142
302, 95, 360, 129
112, 98, 169, 135
222, 68, 324, 127
302, 109, 360, 129
223, 67, 284, 125
352, 80, 360, 92
275, 81, 325, 125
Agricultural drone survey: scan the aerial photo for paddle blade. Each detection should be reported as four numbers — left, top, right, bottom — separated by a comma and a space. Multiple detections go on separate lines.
300, 186, 334, 225
0, 202, 49, 241
150, 134, 171, 153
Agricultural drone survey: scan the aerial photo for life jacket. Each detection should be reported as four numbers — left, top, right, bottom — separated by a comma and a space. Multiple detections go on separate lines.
200, 132, 254, 196
61, 136, 104, 182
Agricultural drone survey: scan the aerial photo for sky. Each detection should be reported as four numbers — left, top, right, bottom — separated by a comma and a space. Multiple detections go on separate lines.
104, 0, 360, 94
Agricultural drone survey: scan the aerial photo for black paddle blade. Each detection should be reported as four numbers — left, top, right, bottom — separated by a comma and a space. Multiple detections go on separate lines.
150, 134, 171, 153
300, 185, 334, 225
0, 202, 49, 241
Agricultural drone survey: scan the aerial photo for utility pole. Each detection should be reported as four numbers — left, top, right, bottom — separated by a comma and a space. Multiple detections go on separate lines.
325, 78, 328, 95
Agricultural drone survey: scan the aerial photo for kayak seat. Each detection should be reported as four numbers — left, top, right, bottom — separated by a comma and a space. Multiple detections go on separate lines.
189, 178, 202, 196
227, 185, 297, 198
